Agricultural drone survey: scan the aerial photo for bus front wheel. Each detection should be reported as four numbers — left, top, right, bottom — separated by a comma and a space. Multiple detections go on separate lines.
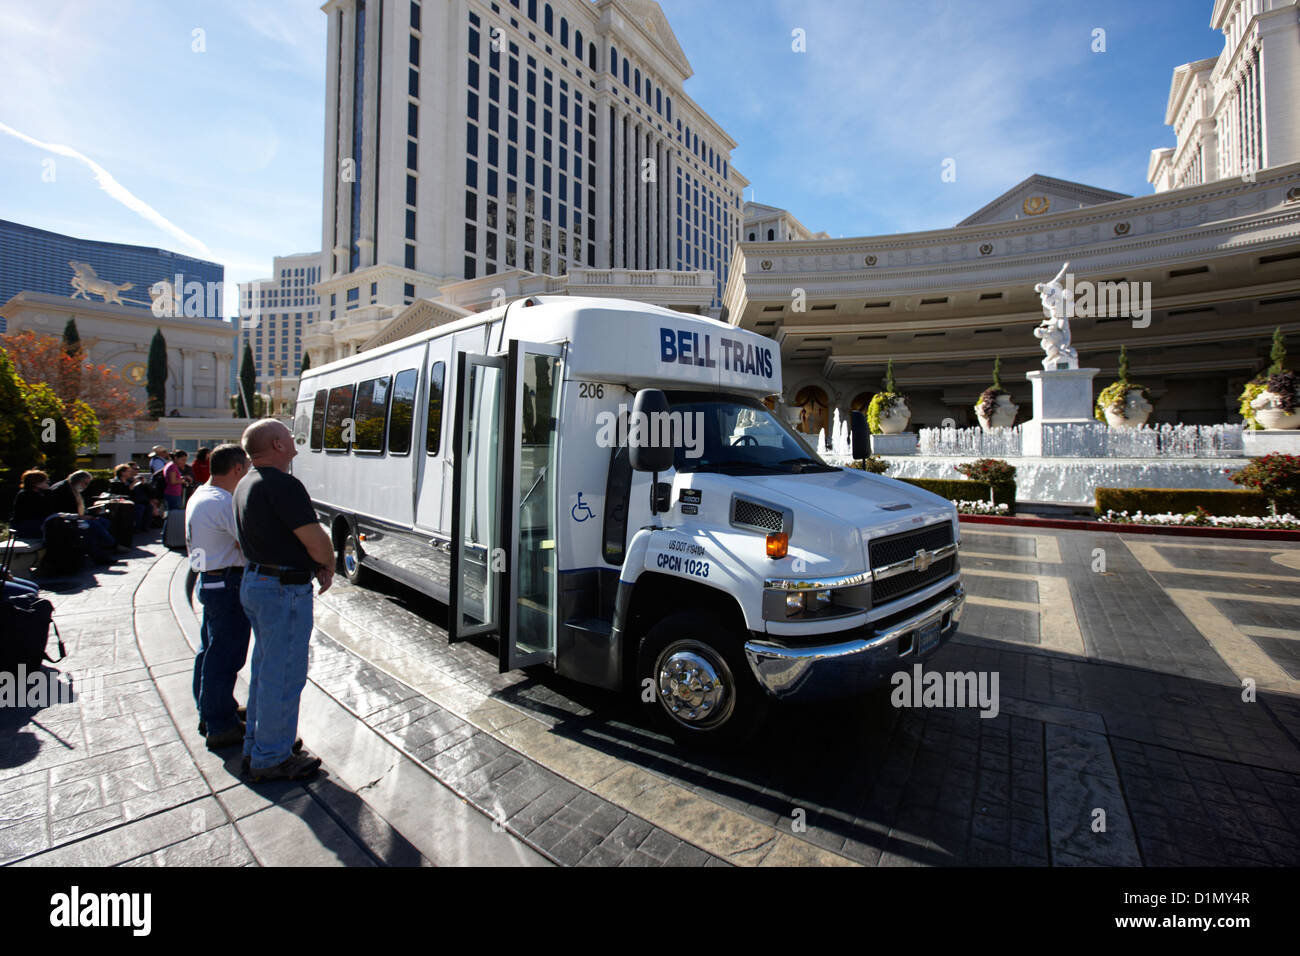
636, 610, 767, 747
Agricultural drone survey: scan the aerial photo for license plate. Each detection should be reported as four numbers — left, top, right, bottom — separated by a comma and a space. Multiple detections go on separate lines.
916, 620, 942, 656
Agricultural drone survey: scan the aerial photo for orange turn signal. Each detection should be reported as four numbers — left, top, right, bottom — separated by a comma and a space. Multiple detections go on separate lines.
766, 532, 788, 559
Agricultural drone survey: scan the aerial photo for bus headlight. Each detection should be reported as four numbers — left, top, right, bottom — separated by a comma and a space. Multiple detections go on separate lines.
764, 578, 870, 622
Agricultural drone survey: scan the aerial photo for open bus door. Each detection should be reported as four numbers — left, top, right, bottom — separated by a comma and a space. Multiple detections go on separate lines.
448, 341, 564, 674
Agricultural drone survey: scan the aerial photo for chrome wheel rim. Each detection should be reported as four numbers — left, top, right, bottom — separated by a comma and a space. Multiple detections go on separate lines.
655, 641, 734, 730
343, 537, 359, 576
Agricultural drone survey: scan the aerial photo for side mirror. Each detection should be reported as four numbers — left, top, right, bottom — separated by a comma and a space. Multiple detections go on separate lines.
851, 410, 870, 460
629, 388, 674, 474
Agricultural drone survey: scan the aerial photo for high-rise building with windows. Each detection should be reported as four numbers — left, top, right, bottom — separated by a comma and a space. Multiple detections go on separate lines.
237, 252, 322, 413
1148, 0, 1300, 191
314, 0, 746, 355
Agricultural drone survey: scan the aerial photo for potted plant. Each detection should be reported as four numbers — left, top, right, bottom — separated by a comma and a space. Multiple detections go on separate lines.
956, 457, 1017, 508
848, 455, 890, 474
1095, 345, 1153, 427
1240, 328, 1300, 430
1227, 453, 1300, 515
867, 359, 911, 435
974, 356, 1018, 430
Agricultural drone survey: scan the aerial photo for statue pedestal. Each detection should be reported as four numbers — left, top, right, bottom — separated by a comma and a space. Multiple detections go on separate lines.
1022, 368, 1102, 457
870, 433, 918, 456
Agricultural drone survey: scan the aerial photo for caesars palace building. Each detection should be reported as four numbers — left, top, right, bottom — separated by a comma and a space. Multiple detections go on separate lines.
299, 0, 1299, 438
724, 0, 1300, 435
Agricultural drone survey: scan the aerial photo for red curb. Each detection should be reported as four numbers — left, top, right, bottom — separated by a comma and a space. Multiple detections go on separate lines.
958, 513, 1300, 541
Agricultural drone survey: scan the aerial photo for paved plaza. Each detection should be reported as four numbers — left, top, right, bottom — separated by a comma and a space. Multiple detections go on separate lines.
3, 525, 1299, 867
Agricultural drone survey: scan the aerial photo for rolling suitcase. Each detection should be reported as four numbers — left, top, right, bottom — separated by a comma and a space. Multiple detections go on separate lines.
38, 514, 86, 575
164, 509, 187, 552
105, 499, 135, 548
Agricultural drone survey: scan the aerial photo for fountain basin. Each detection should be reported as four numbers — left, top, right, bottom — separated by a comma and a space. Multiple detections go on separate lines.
827, 454, 1242, 506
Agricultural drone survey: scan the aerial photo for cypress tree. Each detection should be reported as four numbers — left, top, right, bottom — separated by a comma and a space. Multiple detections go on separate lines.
884, 358, 896, 394
1268, 327, 1287, 376
992, 355, 1003, 390
237, 341, 257, 418
300, 352, 311, 374
1118, 345, 1130, 384
62, 317, 81, 357
146, 328, 167, 418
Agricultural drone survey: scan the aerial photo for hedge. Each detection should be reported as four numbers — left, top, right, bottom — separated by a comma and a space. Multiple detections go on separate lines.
897, 477, 1016, 509
1095, 487, 1300, 517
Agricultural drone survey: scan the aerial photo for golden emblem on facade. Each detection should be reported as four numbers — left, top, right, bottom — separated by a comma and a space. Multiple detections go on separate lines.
1023, 196, 1050, 216
122, 362, 147, 385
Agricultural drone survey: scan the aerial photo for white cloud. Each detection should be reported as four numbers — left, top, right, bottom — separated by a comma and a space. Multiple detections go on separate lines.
0, 120, 214, 258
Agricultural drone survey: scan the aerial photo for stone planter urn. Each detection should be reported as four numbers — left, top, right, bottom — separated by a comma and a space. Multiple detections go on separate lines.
1252, 391, 1300, 430
1104, 389, 1153, 428
875, 396, 911, 435
976, 392, 1019, 431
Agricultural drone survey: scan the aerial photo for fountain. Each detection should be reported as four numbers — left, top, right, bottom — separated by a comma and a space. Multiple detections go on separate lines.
819, 263, 1252, 506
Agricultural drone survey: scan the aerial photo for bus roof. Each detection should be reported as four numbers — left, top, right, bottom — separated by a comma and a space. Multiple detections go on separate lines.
301, 296, 781, 398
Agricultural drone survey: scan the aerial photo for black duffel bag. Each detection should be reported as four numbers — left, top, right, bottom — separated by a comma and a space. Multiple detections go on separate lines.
0, 590, 66, 674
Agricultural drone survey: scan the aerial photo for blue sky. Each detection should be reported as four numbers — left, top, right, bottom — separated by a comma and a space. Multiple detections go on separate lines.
0, 0, 1224, 317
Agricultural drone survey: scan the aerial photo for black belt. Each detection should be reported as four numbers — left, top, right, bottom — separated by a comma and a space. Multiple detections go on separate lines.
247, 562, 313, 583
201, 566, 244, 577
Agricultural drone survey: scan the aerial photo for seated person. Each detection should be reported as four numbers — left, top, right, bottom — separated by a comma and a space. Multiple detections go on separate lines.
106, 462, 149, 537
10, 469, 54, 538
47, 470, 119, 562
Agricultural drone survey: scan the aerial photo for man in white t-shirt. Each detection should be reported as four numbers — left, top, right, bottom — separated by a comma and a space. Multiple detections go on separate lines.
185, 443, 252, 750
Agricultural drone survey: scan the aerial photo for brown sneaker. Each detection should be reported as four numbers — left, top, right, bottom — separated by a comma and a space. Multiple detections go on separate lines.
205, 722, 246, 750
248, 751, 322, 783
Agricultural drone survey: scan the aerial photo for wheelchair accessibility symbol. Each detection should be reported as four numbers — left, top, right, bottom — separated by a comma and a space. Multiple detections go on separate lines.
571, 492, 595, 522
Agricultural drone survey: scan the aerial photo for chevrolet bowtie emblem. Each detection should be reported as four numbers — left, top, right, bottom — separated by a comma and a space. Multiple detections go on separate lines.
913, 549, 934, 572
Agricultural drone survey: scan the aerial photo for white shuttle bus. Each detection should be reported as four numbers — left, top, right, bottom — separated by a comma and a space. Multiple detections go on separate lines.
293, 296, 964, 743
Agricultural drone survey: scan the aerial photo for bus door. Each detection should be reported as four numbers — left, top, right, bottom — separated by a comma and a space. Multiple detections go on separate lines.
449, 351, 505, 643
498, 340, 564, 671
448, 340, 564, 671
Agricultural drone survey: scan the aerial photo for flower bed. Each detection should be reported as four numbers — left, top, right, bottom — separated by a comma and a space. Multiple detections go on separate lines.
953, 500, 1010, 515
1098, 509, 1300, 530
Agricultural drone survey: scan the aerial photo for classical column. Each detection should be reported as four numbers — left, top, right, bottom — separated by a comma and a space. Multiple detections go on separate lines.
612, 109, 625, 269
182, 348, 195, 410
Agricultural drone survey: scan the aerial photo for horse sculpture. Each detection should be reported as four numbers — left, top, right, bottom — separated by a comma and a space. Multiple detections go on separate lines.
69, 261, 134, 306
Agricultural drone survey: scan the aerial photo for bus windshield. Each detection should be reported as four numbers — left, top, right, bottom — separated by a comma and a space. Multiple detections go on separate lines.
665, 391, 839, 475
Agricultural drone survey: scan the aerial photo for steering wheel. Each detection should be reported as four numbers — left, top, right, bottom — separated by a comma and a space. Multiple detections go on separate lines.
731, 435, 758, 447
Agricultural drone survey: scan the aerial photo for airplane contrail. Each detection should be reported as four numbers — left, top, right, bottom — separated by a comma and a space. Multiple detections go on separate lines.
0, 120, 214, 259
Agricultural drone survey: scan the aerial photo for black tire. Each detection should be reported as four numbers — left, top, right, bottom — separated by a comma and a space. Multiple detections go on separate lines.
635, 609, 769, 747
339, 527, 370, 586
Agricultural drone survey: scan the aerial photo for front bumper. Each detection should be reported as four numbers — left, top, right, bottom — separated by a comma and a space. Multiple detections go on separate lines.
742, 583, 965, 701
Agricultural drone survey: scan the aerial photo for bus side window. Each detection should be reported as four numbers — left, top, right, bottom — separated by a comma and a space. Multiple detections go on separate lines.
310, 390, 327, 451
425, 361, 446, 456
352, 375, 391, 454
387, 369, 418, 455
602, 445, 632, 565
324, 383, 356, 452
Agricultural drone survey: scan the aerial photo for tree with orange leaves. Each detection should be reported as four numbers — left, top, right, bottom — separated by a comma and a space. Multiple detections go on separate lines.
0, 329, 145, 439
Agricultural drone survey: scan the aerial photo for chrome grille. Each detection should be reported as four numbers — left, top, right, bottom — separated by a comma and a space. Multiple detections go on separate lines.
869, 522, 956, 605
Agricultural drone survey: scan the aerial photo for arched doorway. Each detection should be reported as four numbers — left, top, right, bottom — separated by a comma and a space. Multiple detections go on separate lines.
793, 386, 829, 436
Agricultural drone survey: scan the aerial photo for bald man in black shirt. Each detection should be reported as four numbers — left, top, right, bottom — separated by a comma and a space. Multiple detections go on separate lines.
234, 418, 335, 782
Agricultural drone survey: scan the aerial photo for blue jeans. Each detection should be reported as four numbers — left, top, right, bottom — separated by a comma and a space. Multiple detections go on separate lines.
3, 577, 39, 598
194, 568, 251, 735
165, 493, 185, 511
82, 517, 116, 560
239, 570, 314, 769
